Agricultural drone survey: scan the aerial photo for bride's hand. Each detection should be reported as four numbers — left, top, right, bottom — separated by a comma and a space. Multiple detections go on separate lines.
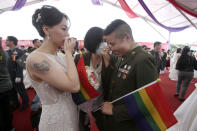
64, 37, 76, 54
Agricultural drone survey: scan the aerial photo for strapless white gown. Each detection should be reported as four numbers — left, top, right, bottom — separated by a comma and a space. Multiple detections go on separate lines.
27, 52, 79, 131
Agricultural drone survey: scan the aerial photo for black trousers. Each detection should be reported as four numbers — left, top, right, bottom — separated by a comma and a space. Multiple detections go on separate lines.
9, 81, 29, 108
15, 82, 29, 106
176, 71, 194, 99
0, 91, 13, 131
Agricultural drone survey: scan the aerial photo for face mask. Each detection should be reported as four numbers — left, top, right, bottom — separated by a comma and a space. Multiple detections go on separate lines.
96, 42, 107, 55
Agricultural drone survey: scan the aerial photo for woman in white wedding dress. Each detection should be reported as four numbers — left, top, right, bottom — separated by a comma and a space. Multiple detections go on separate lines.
167, 83, 197, 131
26, 5, 80, 131
169, 48, 182, 81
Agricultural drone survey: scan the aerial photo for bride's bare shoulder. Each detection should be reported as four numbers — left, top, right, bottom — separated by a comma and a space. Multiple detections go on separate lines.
26, 51, 48, 69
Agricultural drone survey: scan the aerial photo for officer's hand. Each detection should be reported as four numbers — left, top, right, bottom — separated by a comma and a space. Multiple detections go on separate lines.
101, 102, 113, 115
15, 77, 21, 83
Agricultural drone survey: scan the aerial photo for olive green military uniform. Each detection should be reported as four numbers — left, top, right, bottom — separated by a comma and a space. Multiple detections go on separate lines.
102, 46, 158, 131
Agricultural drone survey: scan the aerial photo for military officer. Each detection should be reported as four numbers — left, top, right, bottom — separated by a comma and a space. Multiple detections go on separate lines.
6, 36, 29, 112
101, 19, 158, 131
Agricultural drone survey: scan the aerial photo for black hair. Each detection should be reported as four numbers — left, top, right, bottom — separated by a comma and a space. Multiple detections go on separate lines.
81, 48, 85, 51
32, 39, 39, 44
84, 27, 103, 53
104, 19, 134, 40
27, 46, 36, 53
32, 5, 69, 38
154, 41, 161, 48
178, 46, 192, 66
142, 45, 147, 48
181, 46, 190, 56
0, 38, 3, 55
176, 48, 182, 53
7, 36, 18, 45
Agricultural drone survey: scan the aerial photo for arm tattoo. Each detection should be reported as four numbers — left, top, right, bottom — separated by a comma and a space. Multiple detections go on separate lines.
33, 60, 50, 72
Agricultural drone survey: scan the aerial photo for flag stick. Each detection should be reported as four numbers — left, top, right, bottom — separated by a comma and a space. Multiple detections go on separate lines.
94, 80, 157, 111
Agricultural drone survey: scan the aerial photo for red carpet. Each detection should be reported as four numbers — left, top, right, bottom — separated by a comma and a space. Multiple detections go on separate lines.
12, 71, 197, 130
159, 70, 197, 112
12, 88, 35, 131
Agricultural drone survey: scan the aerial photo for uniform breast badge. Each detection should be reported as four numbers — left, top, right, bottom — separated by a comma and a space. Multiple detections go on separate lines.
12, 51, 18, 61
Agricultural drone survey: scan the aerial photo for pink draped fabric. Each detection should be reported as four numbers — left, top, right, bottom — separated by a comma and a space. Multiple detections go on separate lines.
118, 0, 138, 18
168, 0, 197, 18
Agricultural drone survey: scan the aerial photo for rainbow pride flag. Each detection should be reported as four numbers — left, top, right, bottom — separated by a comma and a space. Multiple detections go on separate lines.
123, 82, 177, 131
72, 56, 100, 105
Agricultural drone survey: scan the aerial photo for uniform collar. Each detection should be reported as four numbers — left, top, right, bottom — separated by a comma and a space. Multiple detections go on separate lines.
123, 43, 139, 59
10, 47, 17, 52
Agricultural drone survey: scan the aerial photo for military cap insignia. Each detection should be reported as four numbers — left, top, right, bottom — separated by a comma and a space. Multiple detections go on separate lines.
131, 51, 136, 55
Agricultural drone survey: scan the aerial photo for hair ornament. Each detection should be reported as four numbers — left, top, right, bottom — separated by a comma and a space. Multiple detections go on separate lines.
36, 13, 41, 23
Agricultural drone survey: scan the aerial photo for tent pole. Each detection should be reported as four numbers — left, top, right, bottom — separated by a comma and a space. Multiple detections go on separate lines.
167, 31, 171, 50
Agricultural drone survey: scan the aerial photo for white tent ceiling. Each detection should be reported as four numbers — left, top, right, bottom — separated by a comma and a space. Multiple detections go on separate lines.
0, 0, 196, 30
0, 0, 196, 44
100, 0, 197, 30
0, 0, 46, 14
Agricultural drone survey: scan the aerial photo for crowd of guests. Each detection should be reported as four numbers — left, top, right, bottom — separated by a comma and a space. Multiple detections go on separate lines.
0, 5, 197, 131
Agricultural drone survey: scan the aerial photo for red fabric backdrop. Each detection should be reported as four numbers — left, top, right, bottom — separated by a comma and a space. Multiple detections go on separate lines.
2, 40, 168, 51
2, 40, 33, 50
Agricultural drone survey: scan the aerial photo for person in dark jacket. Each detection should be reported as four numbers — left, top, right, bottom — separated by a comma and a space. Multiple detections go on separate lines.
6, 36, 29, 112
150, 41, 162, 75
161, 49, 167, 73
175, 46, 197, 101
0, 37, 14, 131
101, 19, 158, 131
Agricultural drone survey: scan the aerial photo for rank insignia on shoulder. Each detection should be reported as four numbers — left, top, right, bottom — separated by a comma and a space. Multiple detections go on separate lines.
131, 51, 136, 55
